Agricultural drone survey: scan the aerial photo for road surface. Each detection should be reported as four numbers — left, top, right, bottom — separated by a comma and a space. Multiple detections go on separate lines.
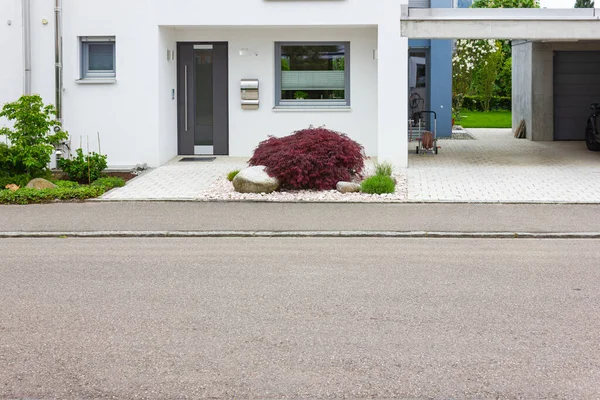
1, 237, 599, 399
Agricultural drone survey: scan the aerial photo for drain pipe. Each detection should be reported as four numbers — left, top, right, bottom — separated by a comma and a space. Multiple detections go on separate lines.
54, 0, 63, 124
22, 0, 31, 94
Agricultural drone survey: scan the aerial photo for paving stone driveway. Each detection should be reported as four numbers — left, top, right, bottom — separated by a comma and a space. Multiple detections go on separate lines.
100, 157, 248, 200
407, 129, 600, 203
101, 129, 600, 203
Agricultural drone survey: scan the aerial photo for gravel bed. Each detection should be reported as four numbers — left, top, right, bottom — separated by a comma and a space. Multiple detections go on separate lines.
197, 167, 408, 203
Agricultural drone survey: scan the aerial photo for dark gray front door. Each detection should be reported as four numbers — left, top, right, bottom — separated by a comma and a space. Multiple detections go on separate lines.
177, 42, 229, 155
554, 51, 600, 141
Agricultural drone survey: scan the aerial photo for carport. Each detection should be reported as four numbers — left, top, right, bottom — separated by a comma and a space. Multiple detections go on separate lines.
401, 7, 600, 142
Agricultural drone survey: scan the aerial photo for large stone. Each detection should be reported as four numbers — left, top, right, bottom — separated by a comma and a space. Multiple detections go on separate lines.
336, 181, 361, 193
25, 178, 57, 190
232, 166, 279, 194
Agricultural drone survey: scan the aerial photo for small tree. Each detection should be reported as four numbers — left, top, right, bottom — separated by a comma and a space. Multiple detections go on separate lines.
452, 39, 496, 117
0, 95, 68, 177
474, 40, 504, 111
575, 0, 595, 7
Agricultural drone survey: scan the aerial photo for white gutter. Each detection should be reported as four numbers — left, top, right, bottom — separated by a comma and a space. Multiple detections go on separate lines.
22, 0, 31, 94
54, 0, 63, 123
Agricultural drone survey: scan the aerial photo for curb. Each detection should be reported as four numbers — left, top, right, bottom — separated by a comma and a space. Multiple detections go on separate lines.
2, 231, 600, 239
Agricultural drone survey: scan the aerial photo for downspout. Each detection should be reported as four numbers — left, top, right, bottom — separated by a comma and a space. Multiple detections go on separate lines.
54, 0, 63, 124
22, 0, 31, 94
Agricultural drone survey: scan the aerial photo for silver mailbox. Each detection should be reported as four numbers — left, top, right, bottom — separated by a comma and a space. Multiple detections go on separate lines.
241, 79, 259, 110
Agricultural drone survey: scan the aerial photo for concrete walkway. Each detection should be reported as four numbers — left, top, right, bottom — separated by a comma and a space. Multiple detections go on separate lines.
99, 129, 600, 203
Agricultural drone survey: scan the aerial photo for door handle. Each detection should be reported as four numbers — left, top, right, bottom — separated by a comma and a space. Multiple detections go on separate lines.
184, 64, 188, 131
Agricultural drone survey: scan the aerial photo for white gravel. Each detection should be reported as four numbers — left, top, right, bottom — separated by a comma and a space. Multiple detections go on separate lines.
197, 163, 408, 203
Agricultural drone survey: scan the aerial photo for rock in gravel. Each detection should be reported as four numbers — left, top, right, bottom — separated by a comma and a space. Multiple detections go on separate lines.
336, 181, 361, 193
232, 166, 280, 194
25, 178, 57, 190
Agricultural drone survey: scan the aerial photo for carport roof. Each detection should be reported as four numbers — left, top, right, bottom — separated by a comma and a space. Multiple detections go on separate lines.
401, 7, 600, 40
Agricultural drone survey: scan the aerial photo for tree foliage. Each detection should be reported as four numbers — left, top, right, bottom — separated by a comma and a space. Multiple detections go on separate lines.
0, 95, 68, 177
575, 0, 595, 7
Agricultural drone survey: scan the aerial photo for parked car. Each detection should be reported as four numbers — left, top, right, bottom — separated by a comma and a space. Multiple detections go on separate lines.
586, 103, 600, 151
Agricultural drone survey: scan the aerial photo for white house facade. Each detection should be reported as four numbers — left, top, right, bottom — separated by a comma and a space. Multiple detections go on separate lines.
0, 0, 409, 169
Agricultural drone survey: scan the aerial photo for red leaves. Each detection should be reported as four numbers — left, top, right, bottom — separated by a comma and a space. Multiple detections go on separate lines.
248, 127, 365, 190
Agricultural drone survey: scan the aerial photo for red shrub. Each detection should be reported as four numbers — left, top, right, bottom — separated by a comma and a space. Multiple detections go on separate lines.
248, 127, 365, 190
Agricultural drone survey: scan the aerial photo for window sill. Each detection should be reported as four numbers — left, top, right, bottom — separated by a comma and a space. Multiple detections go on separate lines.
75, 78, 117, 84
272, 106, 351, 112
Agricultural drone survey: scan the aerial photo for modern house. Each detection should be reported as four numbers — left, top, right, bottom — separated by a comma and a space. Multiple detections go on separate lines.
1, 0, 412, 169
2, 1, 600, 170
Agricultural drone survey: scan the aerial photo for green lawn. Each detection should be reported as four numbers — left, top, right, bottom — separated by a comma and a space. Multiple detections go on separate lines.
457, 110, 512, 129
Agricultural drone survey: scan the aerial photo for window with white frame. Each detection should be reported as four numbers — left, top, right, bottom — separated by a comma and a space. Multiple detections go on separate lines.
275, 42, 350, 107
80, 37, 116, 80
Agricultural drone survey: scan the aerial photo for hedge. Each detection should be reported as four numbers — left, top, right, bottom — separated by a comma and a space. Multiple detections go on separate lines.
462, 96, 511, 112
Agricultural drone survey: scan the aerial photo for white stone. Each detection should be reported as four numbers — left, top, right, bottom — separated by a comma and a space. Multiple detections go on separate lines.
336, 181, 361, 193
232, 166, 280, 194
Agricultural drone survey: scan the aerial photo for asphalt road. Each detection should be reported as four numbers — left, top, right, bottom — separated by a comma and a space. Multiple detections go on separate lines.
3, 202, 600, 233
1, 237, 600, 399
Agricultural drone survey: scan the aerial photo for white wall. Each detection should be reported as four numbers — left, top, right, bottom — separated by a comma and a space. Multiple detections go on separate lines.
172, 27, 378, 158
157, 27, 178, 166
1, 0, 409, 168
0, 0, 24, 133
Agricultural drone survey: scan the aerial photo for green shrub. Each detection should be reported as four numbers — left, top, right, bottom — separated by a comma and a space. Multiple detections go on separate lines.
0, 95, 68, 177
58, 148, 108, 184
53, 180, 80, 189
462, 95, 511, 112
227, 170, 240, 182
374, 161, 393, 177
0, 186, 106, 205
0, 174, 31, 190
361, 175, 396, 195
91, 177, 126, 190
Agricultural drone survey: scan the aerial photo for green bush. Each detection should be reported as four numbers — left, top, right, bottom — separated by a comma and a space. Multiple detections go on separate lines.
0, 95, 68, 177
462, 95, 511, 112
374, 161, 393, 177
0, 186, 106, 205
58, 148, 108, 184
0, 174, 31, 190
91, 177, 126, 190
361, 175, 396, 195
53, 180, 80, 189
227, 170, 240, 182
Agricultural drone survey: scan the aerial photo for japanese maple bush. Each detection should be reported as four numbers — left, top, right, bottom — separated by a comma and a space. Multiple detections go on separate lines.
248, 127, 365, 190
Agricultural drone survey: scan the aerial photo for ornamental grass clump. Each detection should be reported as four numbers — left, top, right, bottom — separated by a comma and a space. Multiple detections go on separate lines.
361, 175, 396, 195
248, 127, 365, 190
374, 161, 393, 177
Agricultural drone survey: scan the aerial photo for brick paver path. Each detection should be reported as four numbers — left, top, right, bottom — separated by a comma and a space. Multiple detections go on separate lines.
407, 129, 600, 202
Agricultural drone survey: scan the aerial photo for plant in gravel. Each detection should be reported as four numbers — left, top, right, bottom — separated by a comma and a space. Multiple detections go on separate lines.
374, 161, 393, 177
0, 186, 106, 205
58, 148, 108, 184
91, 177, 126, 190
0, 95, 68, 177
227, 170, 240, 182
361, 175, 396, 195
248, 126, 365, 190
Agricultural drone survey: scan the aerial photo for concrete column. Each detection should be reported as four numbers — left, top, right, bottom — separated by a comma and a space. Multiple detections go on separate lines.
378, 10, 409, 168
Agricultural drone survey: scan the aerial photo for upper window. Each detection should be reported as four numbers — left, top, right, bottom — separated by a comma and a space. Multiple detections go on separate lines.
80, 37, 116, 80
275, 42, 350, 107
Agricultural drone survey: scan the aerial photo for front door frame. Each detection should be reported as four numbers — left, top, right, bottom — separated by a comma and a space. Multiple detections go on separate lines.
176, 41, 229, 155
